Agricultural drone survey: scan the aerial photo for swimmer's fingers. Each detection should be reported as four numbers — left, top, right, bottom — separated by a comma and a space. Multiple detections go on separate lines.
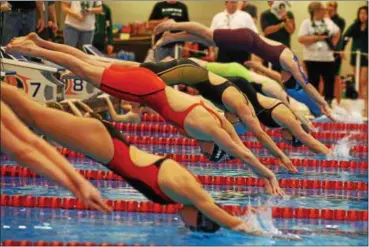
262, 178, 274, 195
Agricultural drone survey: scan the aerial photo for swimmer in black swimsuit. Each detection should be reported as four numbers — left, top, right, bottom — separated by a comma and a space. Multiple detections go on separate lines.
227, 77, 330, 155
153, 20, 334, 120
140, 58, 296, 172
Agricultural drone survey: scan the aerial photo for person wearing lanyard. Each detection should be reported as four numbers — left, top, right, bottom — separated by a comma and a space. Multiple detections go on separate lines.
298, 2, 340, 106
1, 1, 44, 45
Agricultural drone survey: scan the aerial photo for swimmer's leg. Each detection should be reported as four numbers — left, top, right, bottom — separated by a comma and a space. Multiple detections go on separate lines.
6, 40, 104, 87
156, 31, 215, 48
1, 84, 114, 164
155, 21, 214, 44
17, 33, 139, 69
206, 62, 254, 82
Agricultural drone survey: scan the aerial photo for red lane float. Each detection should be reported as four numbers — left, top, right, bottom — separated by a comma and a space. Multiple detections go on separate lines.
1, 195, 367, 221
89, 134, 368, 153
110, 122, 368, 141
2, 152, 367, 169
1, 165, 368, 191
140, 114, 368, 131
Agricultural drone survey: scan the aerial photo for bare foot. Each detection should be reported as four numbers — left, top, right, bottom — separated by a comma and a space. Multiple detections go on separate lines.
10, 32, 40, 46
6, 40, 38, 55
153, 31, 172, 48
154, 19, 176, 34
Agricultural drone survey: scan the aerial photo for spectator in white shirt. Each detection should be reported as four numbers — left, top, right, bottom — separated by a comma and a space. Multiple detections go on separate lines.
62, 1, 103, 49
298, 2, 340, 105
210, 1, 258, 63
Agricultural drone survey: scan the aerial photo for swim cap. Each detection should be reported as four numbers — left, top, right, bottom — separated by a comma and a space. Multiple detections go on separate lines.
179, 206, 221, 233
198, 141, 236, 163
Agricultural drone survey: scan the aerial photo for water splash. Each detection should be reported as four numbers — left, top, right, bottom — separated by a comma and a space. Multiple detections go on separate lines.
241, 199, 302, 240
314, 104, 363, 123
327, 135, 354, 160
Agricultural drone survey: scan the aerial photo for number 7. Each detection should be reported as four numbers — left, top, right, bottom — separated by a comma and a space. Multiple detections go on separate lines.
31, 82, 41, 97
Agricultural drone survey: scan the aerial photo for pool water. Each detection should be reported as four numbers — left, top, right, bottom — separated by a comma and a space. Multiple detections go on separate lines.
1, 122, 368, 246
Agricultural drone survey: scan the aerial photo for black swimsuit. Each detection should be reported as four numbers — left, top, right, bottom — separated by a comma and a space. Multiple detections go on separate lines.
226, 77, 283, 128
140, 58, 232, 107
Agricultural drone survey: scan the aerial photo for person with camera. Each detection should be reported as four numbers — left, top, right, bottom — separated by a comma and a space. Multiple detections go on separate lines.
298, 2, 340, 106
260, 1, 295, 71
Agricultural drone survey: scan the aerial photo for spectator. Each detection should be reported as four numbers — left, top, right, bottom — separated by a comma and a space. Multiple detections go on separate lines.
298, 2, 341, 105
326, 1, 346, 104
261, 1, 295, 47
260, 1, 295, 71
39, 2, 58, 42
149, 1, 189, 22
211, 1, 258, 63
62, 1, 103, 49
239, 1, 257, 24
93, 2, 114, 55
339, 6, 368, 115
1, 1, 45, 45
149, 1, 190, 62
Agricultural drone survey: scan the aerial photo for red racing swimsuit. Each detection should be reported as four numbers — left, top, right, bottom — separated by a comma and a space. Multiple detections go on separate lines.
100, 64, 221, 136
101, 121, 175, 204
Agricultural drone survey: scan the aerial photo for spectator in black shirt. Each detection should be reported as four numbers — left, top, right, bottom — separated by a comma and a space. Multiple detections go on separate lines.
149, 1, 189, 22
327, 1, 346, 104
260, 1, 295, 71
239, 1, 258, 23
1, 1, 45, 45
149, 1, 190, 62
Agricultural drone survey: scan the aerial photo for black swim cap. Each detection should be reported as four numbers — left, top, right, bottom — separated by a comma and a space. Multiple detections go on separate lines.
283, 124, 309, 147
180, 206, 221, 233
204, 143, 236, 163
189, 210, 221, 233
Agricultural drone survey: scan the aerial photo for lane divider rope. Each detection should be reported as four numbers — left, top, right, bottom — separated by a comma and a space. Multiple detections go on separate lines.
2, 151, 367, 169
1, 165, 367, 191
139, 114, 368, 131
112, 122, 368, 141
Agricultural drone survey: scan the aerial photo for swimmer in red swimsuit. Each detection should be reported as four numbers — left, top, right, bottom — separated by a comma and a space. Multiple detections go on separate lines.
152, 20, 335, 121
6, 34, 283, 183
1, 83, 290, 237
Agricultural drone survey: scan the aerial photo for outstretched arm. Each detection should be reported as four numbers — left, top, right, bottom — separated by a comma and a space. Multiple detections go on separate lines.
1, 101, 111, 213
283, 118, 330, 155
100, 95, 141, 123
64, 100, 84, 117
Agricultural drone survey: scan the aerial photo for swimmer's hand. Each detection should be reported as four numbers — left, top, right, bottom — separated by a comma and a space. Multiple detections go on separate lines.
262, 176, 286, 196
320, 103, 336, 122
77, 181, 112, 213
232, 221, 302, 240
279, 156, 298, 174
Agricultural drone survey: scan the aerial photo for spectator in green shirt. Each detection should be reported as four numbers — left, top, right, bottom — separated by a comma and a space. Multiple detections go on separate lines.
260, 1, 295, 71
93, 2, 114, 54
